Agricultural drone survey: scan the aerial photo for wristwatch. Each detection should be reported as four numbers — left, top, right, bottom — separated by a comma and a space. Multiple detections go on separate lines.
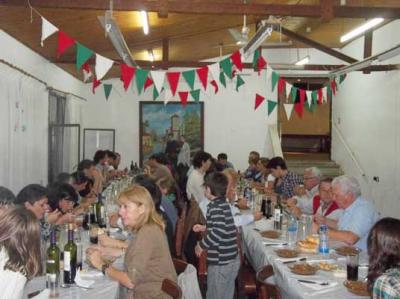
102, 263, 110, 275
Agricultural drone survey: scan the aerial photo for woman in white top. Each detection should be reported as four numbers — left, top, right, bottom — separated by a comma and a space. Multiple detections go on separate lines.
0, 206, 42, 299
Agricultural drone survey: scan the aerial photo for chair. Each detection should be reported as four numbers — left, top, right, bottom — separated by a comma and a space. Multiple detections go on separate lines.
173, 258, 188, 274
173, 202, 187, 258
173, 258, 203, 299
256, 265, 281, 299
162, 278, 182, 299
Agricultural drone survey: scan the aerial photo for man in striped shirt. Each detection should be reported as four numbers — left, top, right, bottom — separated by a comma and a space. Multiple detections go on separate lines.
194, 172, 240, 299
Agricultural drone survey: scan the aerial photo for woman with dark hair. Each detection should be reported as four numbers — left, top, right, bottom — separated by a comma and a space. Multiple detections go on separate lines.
367, 217, 400, 298
0, 206, 42, 298
48, 183, 79, 214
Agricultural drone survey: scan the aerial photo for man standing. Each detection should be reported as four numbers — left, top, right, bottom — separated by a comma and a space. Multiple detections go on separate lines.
186, 151, 212, 204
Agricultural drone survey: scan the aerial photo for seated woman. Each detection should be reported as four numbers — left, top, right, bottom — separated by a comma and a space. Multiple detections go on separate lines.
0, 207, 42, 299
367, 217, 400, 299
0, 186, 15, 215
48, 182, 79, 214
87, 185, 177, 299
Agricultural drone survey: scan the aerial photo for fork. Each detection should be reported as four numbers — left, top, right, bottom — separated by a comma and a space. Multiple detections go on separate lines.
297, 279, 329, 286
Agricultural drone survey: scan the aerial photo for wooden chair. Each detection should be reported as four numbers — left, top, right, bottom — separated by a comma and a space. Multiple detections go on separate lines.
161, 278, 182, 299
256, 265, 281, 299
173, 202, 187, 258
172, 258, 189, 274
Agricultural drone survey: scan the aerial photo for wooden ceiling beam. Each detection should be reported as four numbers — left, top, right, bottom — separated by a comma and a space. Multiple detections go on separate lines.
280, 27, 358, 64
363, 31, 373, 74
2, 0, 400, 18
320, 0, 334, 22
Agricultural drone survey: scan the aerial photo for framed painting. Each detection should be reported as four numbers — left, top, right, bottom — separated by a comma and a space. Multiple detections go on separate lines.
139, 101, 204, 166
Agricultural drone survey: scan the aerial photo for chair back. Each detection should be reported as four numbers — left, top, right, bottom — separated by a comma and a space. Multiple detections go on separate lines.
174, 202, 187, 258
162, 278, 182, 299
172, 258, 188, 275
256, 265, 281, 299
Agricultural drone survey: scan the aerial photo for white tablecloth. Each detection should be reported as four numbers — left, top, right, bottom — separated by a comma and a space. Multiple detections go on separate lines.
242, 218, 369, 299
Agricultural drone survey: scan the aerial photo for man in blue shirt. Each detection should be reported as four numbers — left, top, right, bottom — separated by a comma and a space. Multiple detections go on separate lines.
320, 175, 380, 250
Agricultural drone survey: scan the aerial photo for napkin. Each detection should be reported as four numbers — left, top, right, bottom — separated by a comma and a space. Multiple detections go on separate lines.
262, 238, 286, 245
31, 289, 50, 299
254, 218, 273, 231
299, 280, 338, 293
74, 269, 96, 288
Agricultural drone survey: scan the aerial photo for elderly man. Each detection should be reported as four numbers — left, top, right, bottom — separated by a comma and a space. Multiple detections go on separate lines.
314, 175, 379, 251
287, 167, 322, 215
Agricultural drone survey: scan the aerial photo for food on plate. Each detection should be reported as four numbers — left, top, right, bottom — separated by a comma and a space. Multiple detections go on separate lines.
275, 248, 299, 258
260, 230, 281, 239
289, 263, 318, 275
318, 261, 339, 271
335, 246, 361, 256
297, 235, 319, 252
344, 280, 370, 296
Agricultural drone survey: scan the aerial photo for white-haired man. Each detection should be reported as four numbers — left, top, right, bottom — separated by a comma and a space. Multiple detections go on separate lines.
314, 175, 379, 250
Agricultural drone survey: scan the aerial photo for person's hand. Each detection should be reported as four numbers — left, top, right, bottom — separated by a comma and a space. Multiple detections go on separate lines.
195, 244, 204, 258
286, 197, 298, 207
288, 206, 302, 219
253, 211, 263, 221
312, 221, 319, 234
47, 209, 62, 224
98, 234, 117, 248
294, 185, 306, 196
109, 213, 119, 227
90, 244, 123, 257
56, 212, 75, 225
313, 214, 326, 225
86, 248, 103, 270
236, 197, 248, 210
193, 224, 206, 233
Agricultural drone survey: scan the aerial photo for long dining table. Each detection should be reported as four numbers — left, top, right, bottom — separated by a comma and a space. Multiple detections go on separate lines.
242, 217, 370, 299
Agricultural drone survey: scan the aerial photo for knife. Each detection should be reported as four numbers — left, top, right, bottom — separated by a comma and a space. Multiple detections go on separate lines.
283, 257, 307, 264
297, 279, 329, 286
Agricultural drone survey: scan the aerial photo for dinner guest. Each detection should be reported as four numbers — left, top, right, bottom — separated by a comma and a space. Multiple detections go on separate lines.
0, 186, 15, 215
217, 153, 235, 170
47, 183, 79, 214
0, 207, 42, 299
77, 159, 103, 195
144, 153, 173, 182
312, 178, 343, 225
186, 150, 212, 204
367, 217, 400, 298
86, 185, 177, 299
244, 151, 260, 180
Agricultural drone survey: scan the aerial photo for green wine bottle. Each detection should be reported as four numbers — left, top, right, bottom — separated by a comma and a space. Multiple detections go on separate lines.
95, 194, 106, 228
63, 224, 77, 284
46, 230, 60, 281
274, 195, 283, 230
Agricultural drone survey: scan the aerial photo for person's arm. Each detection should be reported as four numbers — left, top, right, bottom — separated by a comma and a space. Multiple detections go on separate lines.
328, 228, 360, 245
199, 207, 221, 250
98, 234, 128, 249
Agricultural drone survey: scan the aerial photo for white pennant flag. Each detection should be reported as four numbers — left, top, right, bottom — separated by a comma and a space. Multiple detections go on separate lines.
151, 70, 166, 93
322, 87, 328, 103
306, 90, 312, 106
284, 103, 294, 120
266, 66, 273, 83
163, 88, 173, 105
208, 63, 220, 82
285, 82, 292, 99
95, 54, 114, 80
41, 17, 58, 47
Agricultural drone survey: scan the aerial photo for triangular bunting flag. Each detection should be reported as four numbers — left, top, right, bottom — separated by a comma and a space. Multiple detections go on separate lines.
82, 62, 92, 83
330, 80, 337, 96
299, 89, 306, 105
196, 66, 209, 90
230, 50, 243, 71
76, 42, 94, 70
166, 72, 180, 96
266, 66, 273, 83
291, 87, 298, 103
220, 57, 233, 79
311, 90, 318, 104
219, 72, 227, 88
339, 74, 346, 84
208, 63, 220, 82
323, 86, 328, 102
56, 31, 75, 58
41, 17, 58, 47
267, 100, 277, 115
294, 102, 304, 118
210, 80, 219, 94
258, 55, 267, 74
151, 70, 165, 93
182, 70, 195, 90
190, 89, 200, 102
236, 75, 245, 92
283, 103, 294, 120
92, 77, 101, 94
144, 77, 153, 91
306, 90, 312, 107
326, 85, 332, 101
306, 99, 316, 112
103, 84, 112, 100
285, 82, 292, 99
136, 68, 149, 94
178, 91, 189, 107
95, 54, 114, 80
120, 64, 135, 91
317, 88, 323, 104
252, 48, 261, 71
277, 78, 285, 96
254, 93, 265, 110
153, 86, 159, 101
271, 71, 279, 92
164, 88, 173, 105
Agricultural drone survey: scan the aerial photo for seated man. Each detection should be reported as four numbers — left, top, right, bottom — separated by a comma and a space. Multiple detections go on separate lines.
144, 153, 173, 181
314, 175, 380, 250
244, 151, 260, 180
217, 153, 235, 170
287, 167, 321, 215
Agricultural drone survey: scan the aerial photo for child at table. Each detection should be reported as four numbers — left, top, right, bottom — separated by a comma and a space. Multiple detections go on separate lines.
194, 172, 240, 299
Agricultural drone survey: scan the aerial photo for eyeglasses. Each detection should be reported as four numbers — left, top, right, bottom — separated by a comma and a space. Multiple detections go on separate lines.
303, 176, 316, 180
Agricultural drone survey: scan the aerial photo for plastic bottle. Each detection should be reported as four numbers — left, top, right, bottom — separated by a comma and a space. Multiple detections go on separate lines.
319, 224, 329, 254
287, 214, 298, 246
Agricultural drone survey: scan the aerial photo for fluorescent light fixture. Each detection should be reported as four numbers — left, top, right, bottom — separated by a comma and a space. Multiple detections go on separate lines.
295, 56, 310, 66
147, 49, 154, 62
243, 20, 273, 58
340, 18, 384, 43
331, 59, 373, 76
377, 44, 400, 62
140, 11, 149, 35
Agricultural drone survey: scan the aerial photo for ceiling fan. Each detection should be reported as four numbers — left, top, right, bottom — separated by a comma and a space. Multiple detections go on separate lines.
228, 14, 250, 46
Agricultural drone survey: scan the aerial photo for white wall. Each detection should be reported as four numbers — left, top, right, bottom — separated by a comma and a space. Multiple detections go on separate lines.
331, 20, 400, 218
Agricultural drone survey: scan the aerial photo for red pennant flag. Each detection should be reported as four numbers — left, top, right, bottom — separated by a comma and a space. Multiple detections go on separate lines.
232, 69, 237, 78
254, 93, 265, 110
257, 56, 267, 75
144, 77, 153, 91
330, 80, 337, 96
294, 102, 304, 118
278, 78, 286, 96
230, 51, 243, 71
56, 31, 76, 58
166, 72, 180, 96
299, 89, 306, 105
196, 66, 209, 90
178, 91, 189, 107
92, 77, 101, 94
120, 64, 135, 91
317, 88, 323, 104
210, 80, 219, 94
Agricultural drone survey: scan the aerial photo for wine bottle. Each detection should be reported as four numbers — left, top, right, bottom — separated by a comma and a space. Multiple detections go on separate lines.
274, 195, 283, 230
63, 224, 77, 284
130, 161, 134, 172
46, 230, 60, 279
95, 194, 106, 228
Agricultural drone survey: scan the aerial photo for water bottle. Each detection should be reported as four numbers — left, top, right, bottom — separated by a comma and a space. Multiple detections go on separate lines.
319, 224, 329, 254
287, 214, 298, 246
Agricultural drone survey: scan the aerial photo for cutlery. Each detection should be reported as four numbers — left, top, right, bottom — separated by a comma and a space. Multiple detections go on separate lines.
253, 228, 260, 232
264, 242, 288, 246
60, 283, 93, 290
297, 279, 329, 286
283, 257, 307, 264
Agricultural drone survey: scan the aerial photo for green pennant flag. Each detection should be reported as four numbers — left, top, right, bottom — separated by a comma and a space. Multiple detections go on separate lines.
327, 85, 333, 100
219, 71, 226, 88
76, 42, 94, 70
235, 75, 245, 91
252, 49, 261, 70
290, 86, 298, 103
182, 70, 195, 90
153, 86, 159, 101
305, 100, 315, 112
190, 89, 200, 102
135, 68, 149, 94
311, 90, 318, 104
339, 74, 346, 84
267, 100, 277, 115
103, 84, 112, 100
220, 57, 233, 79
271, 71, 279, 92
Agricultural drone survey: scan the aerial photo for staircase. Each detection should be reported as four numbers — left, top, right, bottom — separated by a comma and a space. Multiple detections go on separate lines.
285, 154, 343, 178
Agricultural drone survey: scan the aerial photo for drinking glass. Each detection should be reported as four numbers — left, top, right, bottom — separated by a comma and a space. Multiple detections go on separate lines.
47, 273, 59, 298
346, 253, 359, 281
